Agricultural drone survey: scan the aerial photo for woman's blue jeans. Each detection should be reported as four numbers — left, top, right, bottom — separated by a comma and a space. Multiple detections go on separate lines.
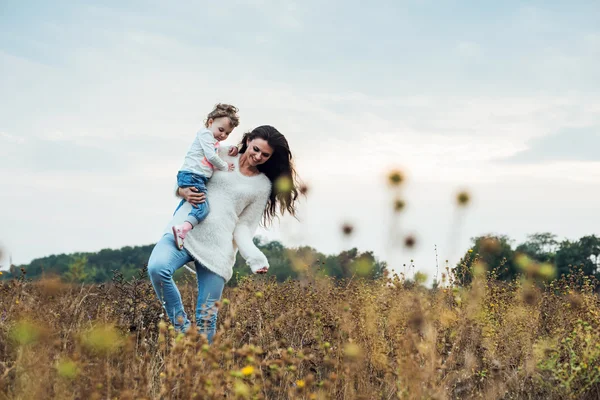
148, 234, 225, 342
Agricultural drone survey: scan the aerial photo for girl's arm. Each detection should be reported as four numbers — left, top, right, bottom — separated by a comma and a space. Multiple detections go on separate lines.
217, 144, 239, 157
197, 130, 229, 171
233, 190, 270, 273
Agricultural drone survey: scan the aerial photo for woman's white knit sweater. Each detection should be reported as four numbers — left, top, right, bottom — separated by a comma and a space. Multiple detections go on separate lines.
164, 149, 271, 282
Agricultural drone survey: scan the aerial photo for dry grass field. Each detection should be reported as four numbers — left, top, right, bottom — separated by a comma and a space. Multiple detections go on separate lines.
2, 261, 600, 399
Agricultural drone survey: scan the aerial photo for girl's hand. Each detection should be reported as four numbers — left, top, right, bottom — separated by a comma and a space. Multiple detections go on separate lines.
256, 267, 268, 274
228, 146, 239, 156
179, 187, 206, 207
228, 162, 235, 171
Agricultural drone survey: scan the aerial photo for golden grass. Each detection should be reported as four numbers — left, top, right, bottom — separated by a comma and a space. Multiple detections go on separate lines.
2, 265, 600, 400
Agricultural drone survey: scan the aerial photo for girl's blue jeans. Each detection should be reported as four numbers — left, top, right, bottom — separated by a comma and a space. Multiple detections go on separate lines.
148, 234, 225, 342
175, 171, 209, 226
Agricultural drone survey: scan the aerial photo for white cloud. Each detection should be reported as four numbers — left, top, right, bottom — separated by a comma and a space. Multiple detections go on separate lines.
0, 132, 25, 144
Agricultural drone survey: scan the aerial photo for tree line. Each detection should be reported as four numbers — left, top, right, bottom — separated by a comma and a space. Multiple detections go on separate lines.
453, 232, 600, 285
0, 238, 386, 286
3, 232, 598, 286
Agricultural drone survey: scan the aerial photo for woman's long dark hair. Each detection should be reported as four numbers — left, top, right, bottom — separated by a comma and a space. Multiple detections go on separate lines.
238, 125, 299, 225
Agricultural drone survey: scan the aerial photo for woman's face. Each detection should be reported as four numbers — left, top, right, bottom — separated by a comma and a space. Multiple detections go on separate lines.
246, 138, 274, 167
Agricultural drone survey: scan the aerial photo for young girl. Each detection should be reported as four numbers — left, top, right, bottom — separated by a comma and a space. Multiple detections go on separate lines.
171, 103, 240, 250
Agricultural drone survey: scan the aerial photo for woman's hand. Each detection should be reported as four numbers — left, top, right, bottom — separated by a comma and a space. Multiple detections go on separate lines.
228, 146, 239, 156
256, 267, 268, 274
178, 187, 206, 207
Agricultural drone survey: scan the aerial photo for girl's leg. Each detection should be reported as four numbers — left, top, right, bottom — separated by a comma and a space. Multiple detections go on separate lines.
172, 173, 208, 249
148, 234, 194, 332
195, 263, 226, 343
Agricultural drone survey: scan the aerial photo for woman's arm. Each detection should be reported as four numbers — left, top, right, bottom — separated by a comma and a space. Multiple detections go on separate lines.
233, 191, 270, 274
177, 187, 206, 207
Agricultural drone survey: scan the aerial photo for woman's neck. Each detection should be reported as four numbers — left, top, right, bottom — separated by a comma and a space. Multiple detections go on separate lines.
238, 152, 260, 176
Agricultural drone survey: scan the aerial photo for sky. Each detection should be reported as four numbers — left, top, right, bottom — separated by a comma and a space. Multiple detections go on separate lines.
1, 1, 599, 281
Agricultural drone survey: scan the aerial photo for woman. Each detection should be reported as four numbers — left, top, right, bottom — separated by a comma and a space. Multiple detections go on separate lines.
148, 125, 299, 342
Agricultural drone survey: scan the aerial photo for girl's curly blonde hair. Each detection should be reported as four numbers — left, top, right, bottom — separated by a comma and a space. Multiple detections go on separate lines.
205, 103, 240, 128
